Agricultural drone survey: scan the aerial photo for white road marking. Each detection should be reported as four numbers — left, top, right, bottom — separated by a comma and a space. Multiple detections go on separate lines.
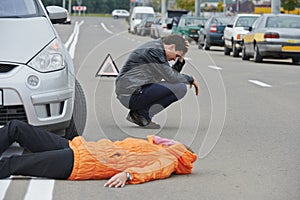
0, 179, 11, 200
248, 80, 272, 87
69, 20, 84, 59
100, 22, 113, 34
64, 21, 78, 49
208, 65, 222, 70
24, 179, 55, 200
0, 144, 23, 200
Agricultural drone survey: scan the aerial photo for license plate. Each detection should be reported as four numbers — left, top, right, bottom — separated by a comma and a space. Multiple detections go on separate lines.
287, 39, 299, 43
282, 46, 300, 51
0, 89, 2, 106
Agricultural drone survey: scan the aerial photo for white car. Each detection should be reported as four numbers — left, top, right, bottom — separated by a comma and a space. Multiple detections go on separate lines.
0, 0, 86, 139
223, 14, 260, 57
112, 9, 130, 19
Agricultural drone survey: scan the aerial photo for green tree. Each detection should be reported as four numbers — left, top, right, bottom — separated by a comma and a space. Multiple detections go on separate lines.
41, 0, 130, 13
175, 0, 195, 11
281, 0, 298, 12
216, 1, 224, 12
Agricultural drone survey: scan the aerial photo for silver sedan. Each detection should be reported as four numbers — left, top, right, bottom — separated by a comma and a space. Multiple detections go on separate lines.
242, 14, 300, 64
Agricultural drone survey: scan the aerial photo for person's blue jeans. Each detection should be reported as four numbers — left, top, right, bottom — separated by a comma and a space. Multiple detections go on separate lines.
117, 82, 187, 121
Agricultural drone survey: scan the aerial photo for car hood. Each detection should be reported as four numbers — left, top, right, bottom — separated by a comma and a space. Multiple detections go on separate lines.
0, 17, 56, 64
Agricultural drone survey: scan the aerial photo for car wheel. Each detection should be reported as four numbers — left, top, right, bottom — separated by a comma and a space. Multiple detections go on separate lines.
241, 45, 250, 60
292, 57, 300, 65
253, 45, 263, 63
203, 38, 210, 50
65, 79, 87, 140
224, 45, 230, 55
113, 15, 118, 19
232, 42, 239, 57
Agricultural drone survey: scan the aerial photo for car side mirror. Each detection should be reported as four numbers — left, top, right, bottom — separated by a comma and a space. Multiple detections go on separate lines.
243, 26, 252, 31
227, 24, 233, 28
167, 23, 173, 29
46, 6, 67, 24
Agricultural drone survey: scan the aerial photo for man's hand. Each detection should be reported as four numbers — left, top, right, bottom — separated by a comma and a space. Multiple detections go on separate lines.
104, 172, 127, 188
178, 40, 190, 62
190, 78, 199, 96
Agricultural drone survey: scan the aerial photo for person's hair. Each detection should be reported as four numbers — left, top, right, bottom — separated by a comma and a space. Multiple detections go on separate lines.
161, 34, 187, 54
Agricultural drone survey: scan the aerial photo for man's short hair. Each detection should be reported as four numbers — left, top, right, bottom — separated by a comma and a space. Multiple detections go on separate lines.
161, 34, 187, 54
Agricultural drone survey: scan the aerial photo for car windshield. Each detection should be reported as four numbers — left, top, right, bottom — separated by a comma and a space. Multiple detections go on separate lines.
213, 17, 233, 25
0, 0, 37, 18
135, 13, 154, 20
266, 16, 300, 28
186, 18, 206, 26
236, 16, 258, 27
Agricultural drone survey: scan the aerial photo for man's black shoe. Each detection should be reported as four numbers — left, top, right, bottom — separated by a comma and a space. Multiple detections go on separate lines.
126, 111, 160, 129
128, 110, 149, 126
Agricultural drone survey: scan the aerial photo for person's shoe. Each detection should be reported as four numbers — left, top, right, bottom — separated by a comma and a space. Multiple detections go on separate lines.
143, 121, 160, 129
128, 110, 149, 127
127, 111, 160, 129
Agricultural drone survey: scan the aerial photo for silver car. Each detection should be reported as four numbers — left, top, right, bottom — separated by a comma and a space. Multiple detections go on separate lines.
242, 14, 300, 64
0, 0, 86, 139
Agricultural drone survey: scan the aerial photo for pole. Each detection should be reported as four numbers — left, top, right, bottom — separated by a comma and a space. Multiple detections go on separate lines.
195, 0, 200, 16
68, 0, 72, 14
62, 0, 66, 8
161, 0, 166, 16
271, 0, 281, 14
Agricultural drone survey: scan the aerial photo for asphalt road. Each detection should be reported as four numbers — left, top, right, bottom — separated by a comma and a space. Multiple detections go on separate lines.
1, 16, 300, 200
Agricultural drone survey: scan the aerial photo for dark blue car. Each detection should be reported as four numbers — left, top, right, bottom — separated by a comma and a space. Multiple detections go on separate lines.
198, 16, 233, 50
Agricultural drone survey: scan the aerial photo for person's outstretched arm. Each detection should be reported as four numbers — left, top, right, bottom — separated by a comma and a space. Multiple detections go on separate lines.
104, 151, 177, 188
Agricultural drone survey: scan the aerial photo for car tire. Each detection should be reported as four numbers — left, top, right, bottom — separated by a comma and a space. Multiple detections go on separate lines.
241, 45, 250, 60
224, 45, 230, 55
292, 57, 300, 65
232, 42, 239, 57
203, 38, 210, 50
65, 79, 87, 140
113, 16, 118, 19
253, 45, 263, 63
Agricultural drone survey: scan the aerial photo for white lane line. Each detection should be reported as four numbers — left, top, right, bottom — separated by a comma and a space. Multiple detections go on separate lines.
208, 65, 222, 70
64, 21, 78, 49
69, 20, 84, 59
24, 179, 55, 200
100, 22, 113, 34
0, 179, 11, 200
248, 80, 272, 87
0, 144, 24, 200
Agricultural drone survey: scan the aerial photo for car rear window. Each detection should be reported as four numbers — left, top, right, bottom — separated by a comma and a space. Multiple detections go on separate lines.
236, 16, 258, 27
266, 16, 300, 28
135, 13, 154, 20
0, 0, 37, 17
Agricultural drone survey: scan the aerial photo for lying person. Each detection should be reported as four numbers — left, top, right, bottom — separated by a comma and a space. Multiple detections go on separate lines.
0, 120, 197, 188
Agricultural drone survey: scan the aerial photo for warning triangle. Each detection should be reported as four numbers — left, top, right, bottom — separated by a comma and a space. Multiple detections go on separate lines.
96, 54, 119, 77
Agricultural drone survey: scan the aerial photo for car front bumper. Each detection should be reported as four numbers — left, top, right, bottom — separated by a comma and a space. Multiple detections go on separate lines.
0, 63, 74, 130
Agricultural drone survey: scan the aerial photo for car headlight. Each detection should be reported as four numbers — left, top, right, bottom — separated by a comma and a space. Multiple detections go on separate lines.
28, 39, 65, 72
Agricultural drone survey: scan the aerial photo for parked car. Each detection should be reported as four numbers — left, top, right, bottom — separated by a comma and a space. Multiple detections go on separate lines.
0, 0, 87, 139
129, 6, 155, 33
112, 9, 130, 19
198, 16, 233, 50
136, 17, 155, 36
63, 11, 72, 24
172, 15, 207, 43
242, 14, 300, 64
223, 14, 260, 57
150, 17, 173, 39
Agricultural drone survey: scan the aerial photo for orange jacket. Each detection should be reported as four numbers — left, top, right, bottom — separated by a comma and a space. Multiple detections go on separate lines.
68, 135, 197, 184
